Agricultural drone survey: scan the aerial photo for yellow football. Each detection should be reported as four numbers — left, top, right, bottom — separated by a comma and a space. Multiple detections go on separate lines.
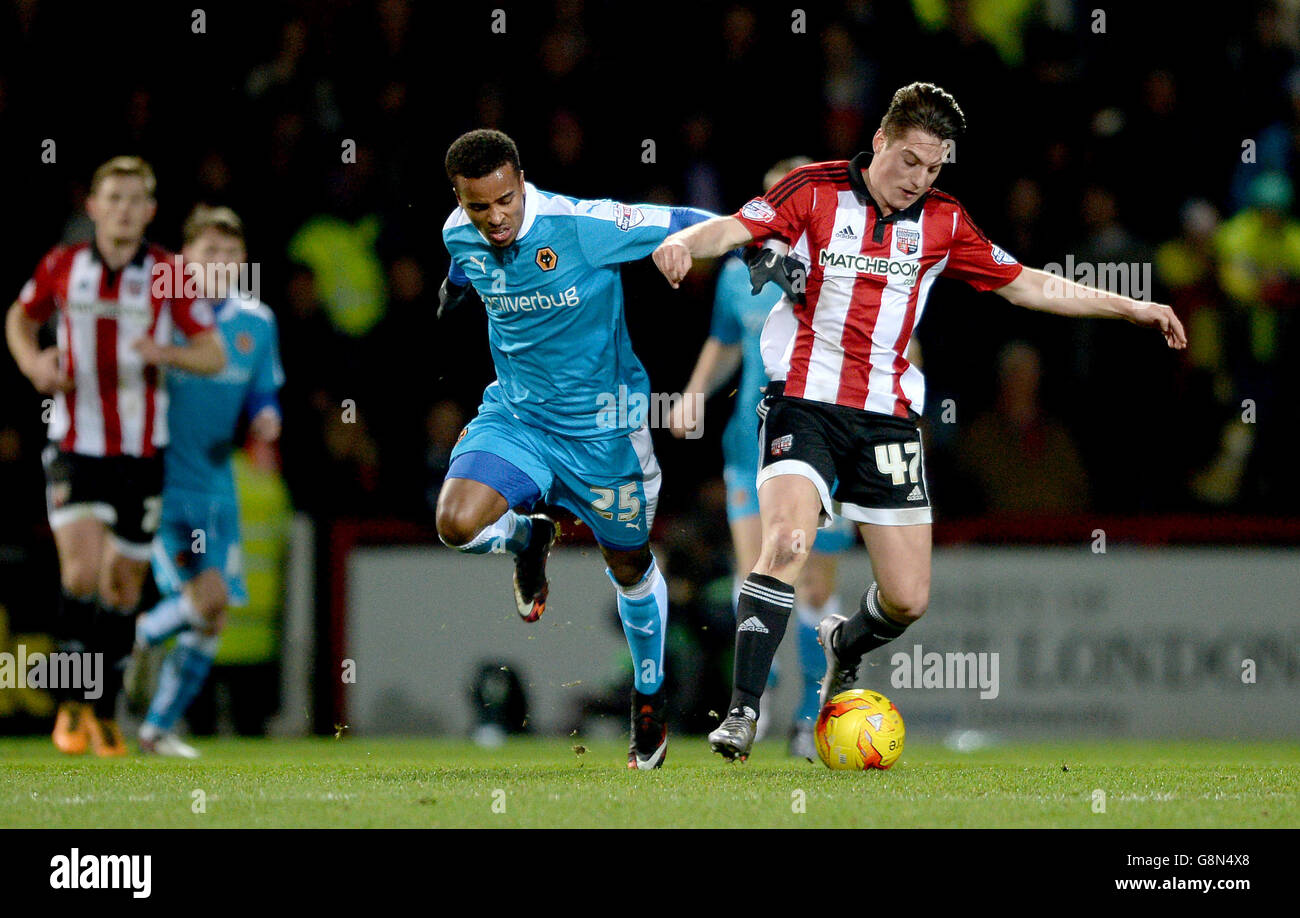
814, 689, 905, 770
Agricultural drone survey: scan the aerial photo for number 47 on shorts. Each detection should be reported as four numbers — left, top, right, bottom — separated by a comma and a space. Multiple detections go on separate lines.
874, 441, 921, 485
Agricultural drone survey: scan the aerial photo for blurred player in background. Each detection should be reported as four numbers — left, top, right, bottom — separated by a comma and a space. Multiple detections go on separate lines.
132, 205, 284, 757
5, 157, 225, 756
653, 82, 1186, 761
670, 156, 858, 758
436, 129, 712, 769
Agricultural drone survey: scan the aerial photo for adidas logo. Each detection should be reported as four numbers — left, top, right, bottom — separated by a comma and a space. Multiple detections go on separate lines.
737, 616, 770, 634
906, 485, 924, 502
833, 224, 858, 240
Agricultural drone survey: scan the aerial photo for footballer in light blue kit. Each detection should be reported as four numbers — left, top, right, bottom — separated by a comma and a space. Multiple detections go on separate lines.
673, 159, 858, 759
133, 206, 284, 757
435, 129, 713, 769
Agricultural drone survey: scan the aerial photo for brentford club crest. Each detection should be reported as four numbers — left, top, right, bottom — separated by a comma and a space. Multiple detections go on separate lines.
895, 227, 920, 256
771, 434, 794, 456
741, 198, 777, 223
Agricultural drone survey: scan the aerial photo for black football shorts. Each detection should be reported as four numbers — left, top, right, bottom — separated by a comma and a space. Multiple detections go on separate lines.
757, 394, 931, 526
42, 445, 164, 559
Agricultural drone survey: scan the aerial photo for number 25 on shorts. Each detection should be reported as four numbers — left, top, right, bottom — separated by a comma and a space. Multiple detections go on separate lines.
590, 483, 641, 521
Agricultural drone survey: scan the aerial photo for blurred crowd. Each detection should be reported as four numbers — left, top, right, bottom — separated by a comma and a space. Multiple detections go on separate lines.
1, 0, 1298, 550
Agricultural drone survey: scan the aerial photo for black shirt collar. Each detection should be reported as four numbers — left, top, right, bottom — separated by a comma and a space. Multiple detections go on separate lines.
847, 151, 928, 223
88, 238, 150, 270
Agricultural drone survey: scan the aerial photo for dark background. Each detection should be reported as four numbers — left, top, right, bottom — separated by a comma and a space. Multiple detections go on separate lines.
0, 0, 1297, 731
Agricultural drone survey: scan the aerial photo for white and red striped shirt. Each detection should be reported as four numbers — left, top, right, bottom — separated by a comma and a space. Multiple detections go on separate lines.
734, 154, 1023, 418
18, 241, 214, 458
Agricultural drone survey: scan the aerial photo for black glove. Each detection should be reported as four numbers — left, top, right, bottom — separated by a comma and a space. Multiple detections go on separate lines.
437, 277, 476, 320
743, 247, 807, 304
755, 379, 785, 422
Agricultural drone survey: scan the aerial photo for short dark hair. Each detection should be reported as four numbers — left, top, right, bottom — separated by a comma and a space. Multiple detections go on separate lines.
880, 82, 966, 142
445, 129, 521, 182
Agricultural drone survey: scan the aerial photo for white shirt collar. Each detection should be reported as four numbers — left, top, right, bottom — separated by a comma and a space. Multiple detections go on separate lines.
515, 181, 540, 242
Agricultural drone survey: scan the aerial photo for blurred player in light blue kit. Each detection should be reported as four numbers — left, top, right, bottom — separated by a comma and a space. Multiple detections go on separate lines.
670, 158, 857, 758
134, 205, 284, 757
435, 130, 713, 769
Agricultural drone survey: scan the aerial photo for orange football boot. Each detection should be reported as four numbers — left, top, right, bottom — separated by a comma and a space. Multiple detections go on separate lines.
86, 716, 129, 757
51, 701, 90, 755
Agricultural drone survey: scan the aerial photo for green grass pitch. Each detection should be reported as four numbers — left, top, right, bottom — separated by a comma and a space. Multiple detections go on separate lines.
2, 737, 1297, 828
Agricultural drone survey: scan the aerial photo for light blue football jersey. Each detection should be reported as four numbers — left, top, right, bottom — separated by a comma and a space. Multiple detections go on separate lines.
164, 294, 284, 499
443, 182, 711, 440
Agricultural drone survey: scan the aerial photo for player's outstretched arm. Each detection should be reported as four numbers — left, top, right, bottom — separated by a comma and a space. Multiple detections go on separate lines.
653, 216, 754, 288
133, 327, 227, 374
995, 266, 1187, 350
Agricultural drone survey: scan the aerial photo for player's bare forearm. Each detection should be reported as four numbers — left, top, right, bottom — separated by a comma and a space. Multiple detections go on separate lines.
675, 216, 754, 258
653, 217, 754, 288
6, 302, 70, 392
670, 338, 740, 439
5, 302, 40, 372
997, 267, 1127, 317
996, 267, 1187, 349
685, 338, 742, 401
173, 331, 226, 374
136, 330, 226, 374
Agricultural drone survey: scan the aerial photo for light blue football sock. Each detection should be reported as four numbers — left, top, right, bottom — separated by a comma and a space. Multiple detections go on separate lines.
607, 558, 668, 696
795, 594, 842, 726
144, 629, 219, 733
136, 592, 201, 648
452, 511, 533, 555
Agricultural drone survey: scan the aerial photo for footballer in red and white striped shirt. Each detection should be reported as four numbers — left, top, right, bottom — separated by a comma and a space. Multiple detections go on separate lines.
18, 239, 216, 458
653, 82, 1187, 762
735, 156, 1022, 419
4, 156, 225, 755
